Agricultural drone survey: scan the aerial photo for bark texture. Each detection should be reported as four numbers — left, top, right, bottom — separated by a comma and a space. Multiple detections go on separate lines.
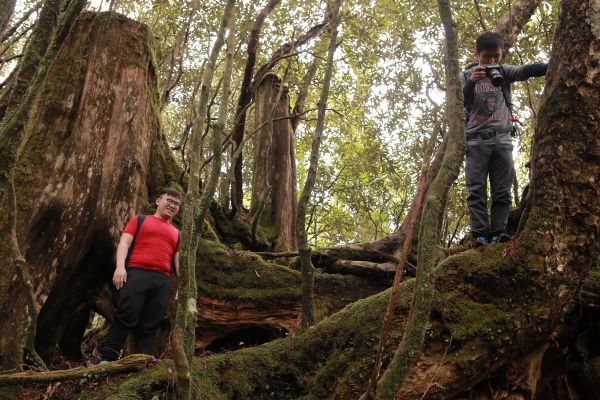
0, 11, 178, 368
250, 73, 297, 252
230, 0, 282, 215
0, 0, 16, 40
0, 0, 63, 122
495, 0, 543, 53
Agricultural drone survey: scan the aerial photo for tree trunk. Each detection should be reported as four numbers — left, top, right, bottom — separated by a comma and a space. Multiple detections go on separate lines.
296, 0, 342, 329
0, 0, 16, 41
0, 0, 64, 122
0, 11, 177, 368
229, 0, 282, 216
250, 73, 297, 252
495, 0, 543, 54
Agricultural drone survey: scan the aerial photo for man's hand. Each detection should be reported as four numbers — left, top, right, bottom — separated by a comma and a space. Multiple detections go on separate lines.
470, 65, 486, 82
113, 266, 127, 289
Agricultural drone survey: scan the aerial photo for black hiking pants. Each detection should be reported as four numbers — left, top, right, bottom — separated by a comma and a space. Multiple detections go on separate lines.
465, 131, 515, 238
100, 267, 171, 361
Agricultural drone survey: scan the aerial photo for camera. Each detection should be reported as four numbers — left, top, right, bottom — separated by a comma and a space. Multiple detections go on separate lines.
483, 64, 504, 87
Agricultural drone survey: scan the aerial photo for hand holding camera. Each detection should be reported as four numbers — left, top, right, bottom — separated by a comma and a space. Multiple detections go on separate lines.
470, 64, 504, 87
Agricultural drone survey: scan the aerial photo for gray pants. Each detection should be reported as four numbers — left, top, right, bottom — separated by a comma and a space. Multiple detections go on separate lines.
465, 131, 514, 238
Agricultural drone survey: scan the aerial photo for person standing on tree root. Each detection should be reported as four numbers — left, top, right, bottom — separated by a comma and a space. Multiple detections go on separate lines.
99, 188, 181, 362
461, 31, 547, 245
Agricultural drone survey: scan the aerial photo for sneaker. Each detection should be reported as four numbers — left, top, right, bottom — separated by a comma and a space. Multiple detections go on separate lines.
490, 233, 511, 243
475, 236, 489, 246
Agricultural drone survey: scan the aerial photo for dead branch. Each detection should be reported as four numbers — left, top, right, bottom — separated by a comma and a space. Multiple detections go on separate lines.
0, 355, 156, 386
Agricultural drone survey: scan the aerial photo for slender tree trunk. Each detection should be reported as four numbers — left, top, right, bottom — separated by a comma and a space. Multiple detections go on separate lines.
0, 2, 42, 46
292, 43, 323, 132
229, 0, 282, 217
495, 0, 543, 54
0, 0, 65, 121
296, 0, 342, 329
159, 2, 195, 111
0, 0, 16, 41
174, 0, 235, 397
360, 174, 426, 400
374, 0, 464, 397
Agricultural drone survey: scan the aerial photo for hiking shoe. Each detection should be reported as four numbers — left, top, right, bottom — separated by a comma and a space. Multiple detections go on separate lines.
474, 236, 489, 246
490, 233, 511, 243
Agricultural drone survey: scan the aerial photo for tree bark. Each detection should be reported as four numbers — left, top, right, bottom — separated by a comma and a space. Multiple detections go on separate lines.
0, 11, 177, 369
0, 0, 64, 122
0, 0, 16, 41
495, 0, 543, 54
175, 0, 235, 397
250, 73, 298, 252
296, 0, 342, 329
229, 0, 282, 217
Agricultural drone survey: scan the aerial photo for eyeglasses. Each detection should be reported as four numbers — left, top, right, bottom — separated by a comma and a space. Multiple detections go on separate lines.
164, 198, 181, 208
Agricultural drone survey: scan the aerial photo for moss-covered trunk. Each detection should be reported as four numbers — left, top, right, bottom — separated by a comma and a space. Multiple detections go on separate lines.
0, 11, 176, 368
250, 73, 297, 252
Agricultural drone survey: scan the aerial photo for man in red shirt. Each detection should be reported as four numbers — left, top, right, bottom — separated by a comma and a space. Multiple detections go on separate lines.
99, 188, 181, 362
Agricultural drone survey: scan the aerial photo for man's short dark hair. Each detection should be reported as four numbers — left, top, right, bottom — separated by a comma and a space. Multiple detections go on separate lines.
157, 187, 182, 201
476, 31, 504, 52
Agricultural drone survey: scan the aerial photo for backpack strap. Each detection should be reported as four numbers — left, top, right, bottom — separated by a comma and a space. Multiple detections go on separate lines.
125, 214, 146, 268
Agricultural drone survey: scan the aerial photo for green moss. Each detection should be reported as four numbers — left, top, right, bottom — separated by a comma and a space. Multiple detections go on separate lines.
583, 267, 600, 294
0, 386, 22, 400
255, 223, 280, 243
439, 292, 510, 341
196, 239, 301, 305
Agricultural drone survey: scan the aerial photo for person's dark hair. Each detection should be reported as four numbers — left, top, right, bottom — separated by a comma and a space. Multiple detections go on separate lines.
157, 187, 182, 201
476, 31, 504, 52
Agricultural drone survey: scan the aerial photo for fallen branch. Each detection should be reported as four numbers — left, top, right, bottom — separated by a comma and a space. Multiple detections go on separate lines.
255, 251, 299, 258
0, 355, 156, 386
332, 260, 398, 274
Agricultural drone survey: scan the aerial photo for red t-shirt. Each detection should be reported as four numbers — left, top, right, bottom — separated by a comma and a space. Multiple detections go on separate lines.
124, 215, 180, 276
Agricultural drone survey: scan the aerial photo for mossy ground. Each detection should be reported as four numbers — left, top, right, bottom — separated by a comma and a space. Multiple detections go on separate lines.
6, 242, 600, 399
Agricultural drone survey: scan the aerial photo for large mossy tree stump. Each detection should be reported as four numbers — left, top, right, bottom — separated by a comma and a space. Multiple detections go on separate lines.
0, 11, 178, 367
